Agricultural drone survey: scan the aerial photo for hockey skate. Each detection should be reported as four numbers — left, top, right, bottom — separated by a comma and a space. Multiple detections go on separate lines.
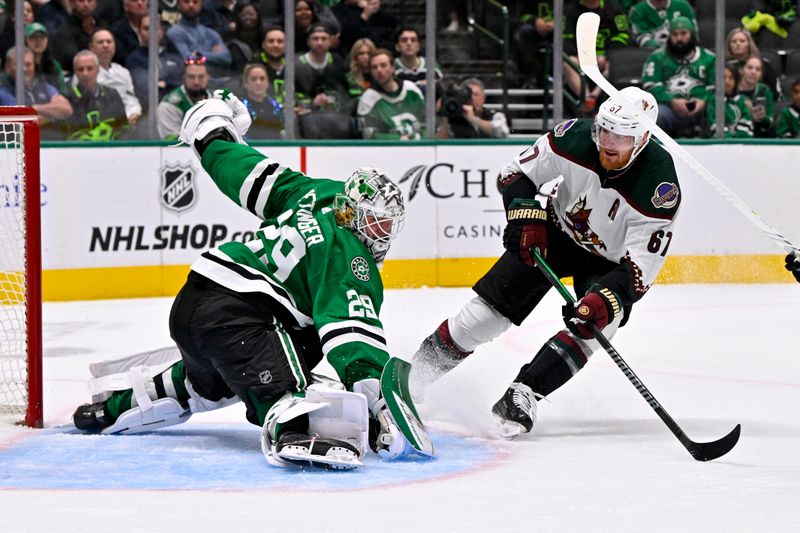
73, 401, 116, 432
274, 431, 363, 470
491, 382, 538, 440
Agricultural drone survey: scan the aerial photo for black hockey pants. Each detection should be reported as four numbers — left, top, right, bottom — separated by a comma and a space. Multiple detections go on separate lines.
169, 272, 324, 426
474, 221, 633, 326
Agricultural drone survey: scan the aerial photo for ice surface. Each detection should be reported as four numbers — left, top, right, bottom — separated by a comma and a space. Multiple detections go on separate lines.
1, 285, 798, 532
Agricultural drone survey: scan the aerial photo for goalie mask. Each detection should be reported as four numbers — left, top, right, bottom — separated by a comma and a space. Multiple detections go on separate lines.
334, 168, 405, 263
592, 86, 658, 171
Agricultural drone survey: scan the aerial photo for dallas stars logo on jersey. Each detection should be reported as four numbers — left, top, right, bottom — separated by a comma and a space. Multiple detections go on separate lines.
642, 47, 716, 101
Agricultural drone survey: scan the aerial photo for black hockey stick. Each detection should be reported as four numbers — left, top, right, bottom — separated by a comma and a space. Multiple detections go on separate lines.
532, 247, 740, 462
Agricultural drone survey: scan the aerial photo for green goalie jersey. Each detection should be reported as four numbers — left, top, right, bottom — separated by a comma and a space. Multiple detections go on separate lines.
192, 140, 389, 389
642, 46, 716, 103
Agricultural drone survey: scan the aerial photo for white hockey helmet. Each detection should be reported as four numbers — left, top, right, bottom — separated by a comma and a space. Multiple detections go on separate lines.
592, 86, 658, 170
334, 167, 405, 263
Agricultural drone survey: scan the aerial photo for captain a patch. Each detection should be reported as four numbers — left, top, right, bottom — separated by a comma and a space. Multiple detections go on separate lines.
351, 256, 370, 281
651, 182, 679, 209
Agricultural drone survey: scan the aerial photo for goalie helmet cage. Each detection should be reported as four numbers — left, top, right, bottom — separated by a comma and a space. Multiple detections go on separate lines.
0, 107, 43, 428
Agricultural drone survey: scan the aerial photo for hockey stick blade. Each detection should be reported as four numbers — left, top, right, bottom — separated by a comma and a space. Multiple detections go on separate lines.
575, 13, 798, 256
532, 247, 740, 461
685, 424, 741, 462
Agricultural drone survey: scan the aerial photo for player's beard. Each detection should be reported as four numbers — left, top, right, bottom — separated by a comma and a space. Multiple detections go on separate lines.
186, 87, 208, 100
599, 147, 633, 170
667, 34, 697, 59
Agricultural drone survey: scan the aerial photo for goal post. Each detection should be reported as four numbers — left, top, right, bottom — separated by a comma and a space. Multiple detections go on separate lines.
0, 106, 43, 428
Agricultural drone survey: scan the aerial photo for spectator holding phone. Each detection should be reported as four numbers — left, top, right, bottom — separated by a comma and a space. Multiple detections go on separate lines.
642, 16, 714, 137
737, 54, 775, 137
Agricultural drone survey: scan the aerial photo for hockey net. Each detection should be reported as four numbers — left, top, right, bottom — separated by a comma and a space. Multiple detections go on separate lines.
0, 107, 42, 427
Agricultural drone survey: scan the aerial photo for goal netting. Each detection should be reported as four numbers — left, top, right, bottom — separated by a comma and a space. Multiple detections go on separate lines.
0, 107, 42, 427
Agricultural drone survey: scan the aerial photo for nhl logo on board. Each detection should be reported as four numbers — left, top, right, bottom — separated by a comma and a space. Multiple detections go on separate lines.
651, 182, 679, 209
351, 256, 370, 281
160, 162, 197, 213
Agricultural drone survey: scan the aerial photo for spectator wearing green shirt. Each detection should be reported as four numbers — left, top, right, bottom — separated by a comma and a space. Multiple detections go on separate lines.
706, 65, 753, 139
775, 78, 800, 138
642, 16, 715, 137
736, 55, 776, 137
357, 48, 424, 140
629, 0, 697, 49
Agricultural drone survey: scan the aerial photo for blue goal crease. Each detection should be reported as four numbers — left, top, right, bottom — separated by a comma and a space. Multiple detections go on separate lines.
0, 425, 500, 491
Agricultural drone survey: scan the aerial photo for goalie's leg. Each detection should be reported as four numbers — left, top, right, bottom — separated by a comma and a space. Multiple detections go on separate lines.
72, 348, 210, 434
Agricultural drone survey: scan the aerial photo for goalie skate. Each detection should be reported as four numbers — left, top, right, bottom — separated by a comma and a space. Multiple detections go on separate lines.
275, 432, 363, 470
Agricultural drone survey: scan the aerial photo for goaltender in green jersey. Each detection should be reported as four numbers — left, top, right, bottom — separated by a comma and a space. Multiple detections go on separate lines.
70, 90, 427, 470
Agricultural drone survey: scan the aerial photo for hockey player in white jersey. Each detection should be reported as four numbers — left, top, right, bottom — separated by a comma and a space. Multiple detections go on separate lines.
409, 87, 682, 438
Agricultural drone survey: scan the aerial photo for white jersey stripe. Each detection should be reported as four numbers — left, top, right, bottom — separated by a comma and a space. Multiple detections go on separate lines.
191, 251, 313, 326
318, 320, 385, 341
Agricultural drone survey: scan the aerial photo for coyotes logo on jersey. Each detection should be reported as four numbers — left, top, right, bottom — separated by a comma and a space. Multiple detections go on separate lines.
565, 196, 607, 254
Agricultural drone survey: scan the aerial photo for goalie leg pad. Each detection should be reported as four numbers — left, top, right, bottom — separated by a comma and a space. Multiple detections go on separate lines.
261, 387, 369, 469
87, 346, 183, 403
101, 397, 191, 435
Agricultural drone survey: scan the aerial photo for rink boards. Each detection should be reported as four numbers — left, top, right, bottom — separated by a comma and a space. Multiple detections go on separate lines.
28, 141, 800, 300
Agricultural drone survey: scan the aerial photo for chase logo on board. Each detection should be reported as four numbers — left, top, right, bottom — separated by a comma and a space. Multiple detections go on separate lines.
160, 162, 196, 213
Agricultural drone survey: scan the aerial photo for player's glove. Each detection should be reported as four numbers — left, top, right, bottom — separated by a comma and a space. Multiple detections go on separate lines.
562, 288, 621, 339
353, 378, 413, 460
502, 198, 548, 267
179, 91, 250, 159
212, 89, 251, 137
786, 252, 800, 283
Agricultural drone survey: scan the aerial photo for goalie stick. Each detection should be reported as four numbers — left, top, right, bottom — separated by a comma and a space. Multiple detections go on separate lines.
576, 12, 799, 261
532, 247, 740, 461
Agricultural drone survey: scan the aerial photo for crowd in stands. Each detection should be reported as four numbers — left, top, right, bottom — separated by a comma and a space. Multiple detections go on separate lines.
0, 0, 799, 140
517, 0, 800, 139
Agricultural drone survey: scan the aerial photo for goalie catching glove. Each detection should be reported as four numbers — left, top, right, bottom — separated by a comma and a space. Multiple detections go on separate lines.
786, 253, 800, 283
353, 378, 415, 460
563, 288, 621, 339
179, 89, 251, 159
503, 197, 548, 267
